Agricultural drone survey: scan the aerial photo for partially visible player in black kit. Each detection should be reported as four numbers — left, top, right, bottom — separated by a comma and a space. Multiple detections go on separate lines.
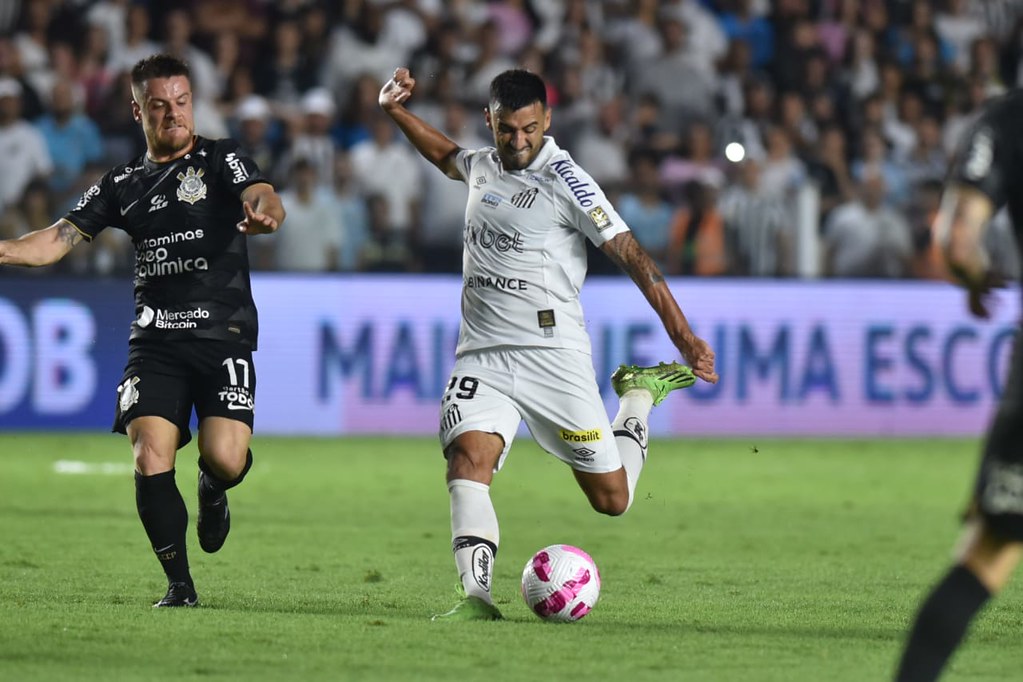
0, 54, 285, 607
894, 91, 1023, 680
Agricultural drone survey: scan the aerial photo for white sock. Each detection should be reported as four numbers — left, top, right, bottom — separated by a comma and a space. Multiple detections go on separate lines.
448, 479, 500, 603
612, 389, 654, 511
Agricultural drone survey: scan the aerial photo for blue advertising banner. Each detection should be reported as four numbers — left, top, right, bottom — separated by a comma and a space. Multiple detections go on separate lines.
0, 275, 1018, 437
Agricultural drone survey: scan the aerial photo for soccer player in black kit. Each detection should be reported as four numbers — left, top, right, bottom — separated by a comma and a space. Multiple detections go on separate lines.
894, 91, 1023, 680
0, 55, 285, 607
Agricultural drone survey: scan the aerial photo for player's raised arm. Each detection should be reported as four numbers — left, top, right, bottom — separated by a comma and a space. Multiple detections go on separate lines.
0, 219, 83, 267
237, 182, 285, 235
600, 231, 718, 384
934, 184, 999, 318
379, 67, 462, 180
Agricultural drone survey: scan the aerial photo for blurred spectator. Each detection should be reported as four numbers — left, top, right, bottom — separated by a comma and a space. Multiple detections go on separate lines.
337, 73, 384, 150
14, 0, 53, 101
276, 87, 337, 188
822, 172, 914, 278
417, 100, 484, 274
86, 0, 129, 64
231, 94, 282, 182
272, 157, 342, 272
605, 0, 663, 73
462, 20, 517, 104
0, 177, 51, 242
659, 120, 725, 196
718, 0, 775, 69
361, 193, 415, 272
666, 180, 727, 276
94, 69, 144, 163
630, 13, 717, 125
616, 150, 675, 271
0, 77, 51, 215
0, 34, 41, 120
758, 125, 807, 200
719, 157, 792, 277
900, 114, 948, 188
842, 27, 880, 101
161, 8, 220, 104
108, 4, 160, 74
935, 0, 987, 71
76, 22, 115, 119
35, 78, 103, 197
851, 127, 909, 207
253, 18, 318, 109
486, 0, 534, 57
324, 2, 409, 105
349, 112, 422, 249
569, 95, 630, 189
331, 152, 369, 272
806, 124, 855, 222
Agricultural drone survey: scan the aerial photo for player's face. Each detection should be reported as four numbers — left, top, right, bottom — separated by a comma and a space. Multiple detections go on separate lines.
132, 75, 195, 162
486, 101, 550, 171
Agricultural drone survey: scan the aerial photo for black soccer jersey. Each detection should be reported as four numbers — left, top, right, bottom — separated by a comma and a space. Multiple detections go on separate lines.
947, 89, 1023, 286
64, 136, 268, 348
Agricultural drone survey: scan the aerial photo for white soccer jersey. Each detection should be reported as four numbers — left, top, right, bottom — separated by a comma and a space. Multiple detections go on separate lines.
453, 137, 630, 356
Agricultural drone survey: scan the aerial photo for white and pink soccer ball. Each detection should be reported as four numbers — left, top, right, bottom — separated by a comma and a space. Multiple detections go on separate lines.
520, 544, 601, 622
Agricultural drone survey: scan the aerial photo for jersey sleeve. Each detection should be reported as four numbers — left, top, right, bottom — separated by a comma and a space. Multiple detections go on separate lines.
551, 158, 630, 247
62, 171, 120, 241
947, 109, 1012, 209
212, 138, 270, 197
453, 148, 476, 184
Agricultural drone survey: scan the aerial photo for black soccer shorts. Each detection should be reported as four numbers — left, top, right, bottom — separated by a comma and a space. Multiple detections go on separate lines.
972, 335, 1023, 539
112, 339, 256, 449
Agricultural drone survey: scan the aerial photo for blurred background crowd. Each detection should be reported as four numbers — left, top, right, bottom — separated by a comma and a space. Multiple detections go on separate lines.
0, 0, 1021, 280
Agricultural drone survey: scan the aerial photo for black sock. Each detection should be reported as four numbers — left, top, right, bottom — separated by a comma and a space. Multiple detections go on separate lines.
895, 565, 992, 682
198, 449, 253, 498
135, 470, 192, 587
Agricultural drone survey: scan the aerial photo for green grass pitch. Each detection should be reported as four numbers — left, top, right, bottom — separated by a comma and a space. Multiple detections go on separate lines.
2, 434, 1022, 681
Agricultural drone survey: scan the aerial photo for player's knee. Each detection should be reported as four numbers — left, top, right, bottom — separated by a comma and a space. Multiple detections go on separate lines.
444, 433, 502, 483
132, 438, 174, 475
589, 492, 630, 517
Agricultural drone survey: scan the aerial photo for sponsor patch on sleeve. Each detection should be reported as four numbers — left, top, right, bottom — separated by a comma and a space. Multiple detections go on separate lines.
588, 206, 612, 231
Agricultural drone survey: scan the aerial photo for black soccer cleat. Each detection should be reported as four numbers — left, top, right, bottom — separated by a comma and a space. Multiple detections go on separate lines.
153, 581, 198, 608
197, 471, 231, 553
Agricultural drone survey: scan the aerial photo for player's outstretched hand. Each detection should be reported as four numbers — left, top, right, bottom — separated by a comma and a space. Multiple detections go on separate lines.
966, 271, 1006, 319
236, 201, 278, 235
379, 67, 415, 111
679, 335, 719, 384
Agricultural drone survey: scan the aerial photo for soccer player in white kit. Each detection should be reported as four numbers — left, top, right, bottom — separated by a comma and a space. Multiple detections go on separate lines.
379, 67, 719, 620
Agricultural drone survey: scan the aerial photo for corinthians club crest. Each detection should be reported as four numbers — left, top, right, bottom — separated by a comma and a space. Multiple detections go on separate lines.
176, 166, 207, 205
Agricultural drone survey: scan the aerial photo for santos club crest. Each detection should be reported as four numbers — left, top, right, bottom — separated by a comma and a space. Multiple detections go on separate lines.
176, 166, 207, 205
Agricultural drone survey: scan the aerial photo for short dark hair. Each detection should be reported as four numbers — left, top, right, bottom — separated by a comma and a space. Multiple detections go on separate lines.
130, 54, 191, 89
489, 69, 546, 112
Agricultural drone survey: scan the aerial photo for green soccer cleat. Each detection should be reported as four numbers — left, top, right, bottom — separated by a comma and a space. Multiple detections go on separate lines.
431, 596, 504, 622
611, 361, 696, 406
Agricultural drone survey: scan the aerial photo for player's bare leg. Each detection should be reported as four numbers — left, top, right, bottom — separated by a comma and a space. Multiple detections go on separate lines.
195, 417, 253, 554
583, 361, 696, 513
128, 417, 196, 607
895, 518, 1023, 681
574, 468, 631, 516
433, 430, 504, 621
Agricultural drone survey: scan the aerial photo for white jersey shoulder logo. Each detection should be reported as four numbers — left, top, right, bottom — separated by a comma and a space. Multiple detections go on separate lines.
176, 167, 207, 205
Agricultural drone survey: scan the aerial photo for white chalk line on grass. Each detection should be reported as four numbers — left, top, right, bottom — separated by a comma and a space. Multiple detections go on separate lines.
53, 460, 133, 475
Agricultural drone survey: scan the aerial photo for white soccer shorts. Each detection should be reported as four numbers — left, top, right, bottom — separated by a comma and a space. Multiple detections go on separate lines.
438, 347, 621, 473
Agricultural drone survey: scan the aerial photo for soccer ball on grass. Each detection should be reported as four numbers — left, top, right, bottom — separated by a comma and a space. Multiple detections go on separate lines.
520, 544, 601, 622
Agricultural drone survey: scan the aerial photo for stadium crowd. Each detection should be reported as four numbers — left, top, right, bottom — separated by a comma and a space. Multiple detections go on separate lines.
0, 0, 1021, 280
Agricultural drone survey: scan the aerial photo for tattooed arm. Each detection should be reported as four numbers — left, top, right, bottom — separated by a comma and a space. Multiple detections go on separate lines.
601, 231, 719, 383
0, 220, 83, 267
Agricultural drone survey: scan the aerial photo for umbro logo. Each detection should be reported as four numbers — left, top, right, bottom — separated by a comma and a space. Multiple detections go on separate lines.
511, 187, 538, 209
